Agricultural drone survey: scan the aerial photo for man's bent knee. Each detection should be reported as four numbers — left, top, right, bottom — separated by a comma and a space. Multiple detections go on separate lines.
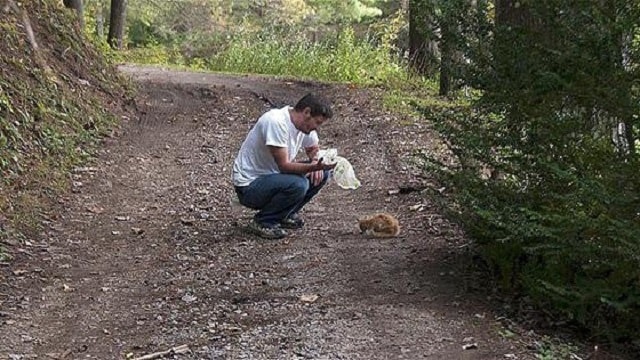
284, 175, 310, 197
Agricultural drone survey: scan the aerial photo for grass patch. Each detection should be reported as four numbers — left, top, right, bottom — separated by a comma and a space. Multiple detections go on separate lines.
124, 26, 412, 87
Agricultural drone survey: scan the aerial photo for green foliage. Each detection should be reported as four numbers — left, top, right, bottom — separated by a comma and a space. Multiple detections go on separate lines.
108, 0, 404, 84
124, 24, 408, 86
308, 0, 387, 24
119, 0, 388, 50
420, 0, 640, 343
208, 26, 406, 84
368, 7, 409, 60
123, 43, 186, 67
533, 336, 580, 360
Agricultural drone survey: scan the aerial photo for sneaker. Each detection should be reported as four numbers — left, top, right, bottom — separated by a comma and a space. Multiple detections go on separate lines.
247, 219, 288, 239
280, 213, 304, 230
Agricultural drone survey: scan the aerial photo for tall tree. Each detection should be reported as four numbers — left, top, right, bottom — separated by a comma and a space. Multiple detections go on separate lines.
408, 0, 438, 75
95, 0, 105, 38
438, 2, 456, 96
63, 0, 85, 28
107, 0, 127, 49
439, 0, 480, 96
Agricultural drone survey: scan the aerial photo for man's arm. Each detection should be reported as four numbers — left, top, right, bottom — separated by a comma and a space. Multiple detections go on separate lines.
269, 146, 332, 175
303, 144, 325, 186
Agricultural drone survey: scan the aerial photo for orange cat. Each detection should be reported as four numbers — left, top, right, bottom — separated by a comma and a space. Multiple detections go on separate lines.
358, 213, 400, 237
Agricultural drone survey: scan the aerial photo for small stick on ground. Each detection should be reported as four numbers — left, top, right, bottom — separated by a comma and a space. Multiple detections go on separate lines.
60, 349, 73, 359
132, 344, 190, 360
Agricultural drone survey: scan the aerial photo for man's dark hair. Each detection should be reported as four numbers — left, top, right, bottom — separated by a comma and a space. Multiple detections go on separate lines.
294, 93, 333, 118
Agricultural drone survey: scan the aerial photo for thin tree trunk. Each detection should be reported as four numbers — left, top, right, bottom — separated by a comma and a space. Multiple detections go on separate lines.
438, 11, 454, 96
107, 0, 127, 49
439, 36, 452, 95
623, 120, 636, 156
96, 0, 104, 38
495, 0, 535, 29
605, 3, 636, 158
63, 0, 84, 28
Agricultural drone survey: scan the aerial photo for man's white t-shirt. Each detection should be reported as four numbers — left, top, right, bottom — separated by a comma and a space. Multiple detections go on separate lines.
232, 106, 318, 187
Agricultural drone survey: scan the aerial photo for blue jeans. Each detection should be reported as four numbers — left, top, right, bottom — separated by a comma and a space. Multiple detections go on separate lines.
235, 171, 329, 226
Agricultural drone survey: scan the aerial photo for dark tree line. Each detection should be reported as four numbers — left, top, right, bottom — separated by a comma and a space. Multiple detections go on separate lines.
63, 0, 126, 49
415, 0, 640, 343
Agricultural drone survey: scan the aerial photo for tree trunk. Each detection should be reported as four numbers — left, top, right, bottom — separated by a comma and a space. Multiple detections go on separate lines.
492, 0, 533, 83
438, 35, 452, 96
63, 0, 84, 28
623, 120, 636, 156
408, 0, 438, 75
107, 0, 127, 49
96, 0, 104, 38
495, 0, 532, 28
438, 6, 457, 97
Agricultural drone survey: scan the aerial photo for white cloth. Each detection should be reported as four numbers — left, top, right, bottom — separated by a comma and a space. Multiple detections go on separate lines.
232, 106, 318, 187
318, 148, 361, 190
332, 156, 361, 189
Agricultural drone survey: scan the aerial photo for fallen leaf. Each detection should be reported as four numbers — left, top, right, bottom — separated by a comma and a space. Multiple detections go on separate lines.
131, 227, 145, 235
74, 166, 98, 173
2, 238, 19, 246
462, 343, 478, 350
21, 335, 33, 343
181, 218, 196, 226
299, 294, 319, 303
182, 294, 197, 303
86, 205, 104, 214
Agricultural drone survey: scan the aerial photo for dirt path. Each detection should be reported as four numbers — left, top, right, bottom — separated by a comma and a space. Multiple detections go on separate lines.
1, 66, 577, 359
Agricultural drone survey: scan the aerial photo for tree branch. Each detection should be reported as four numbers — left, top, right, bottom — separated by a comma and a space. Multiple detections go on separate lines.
132, 344, 189, 360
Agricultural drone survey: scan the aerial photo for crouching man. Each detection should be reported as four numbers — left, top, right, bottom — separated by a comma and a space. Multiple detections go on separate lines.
232, 93, 336, 239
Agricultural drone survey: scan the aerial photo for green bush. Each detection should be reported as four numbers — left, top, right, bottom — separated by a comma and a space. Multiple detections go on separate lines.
421, 0, 640, 343
207, 26, 407, 85
422, 103, 640, 342
123, 25, 408, 86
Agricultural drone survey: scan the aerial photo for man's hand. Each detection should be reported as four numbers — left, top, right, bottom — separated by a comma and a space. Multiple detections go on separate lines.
307, 169, 324, 186
307, 157, 336, 186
